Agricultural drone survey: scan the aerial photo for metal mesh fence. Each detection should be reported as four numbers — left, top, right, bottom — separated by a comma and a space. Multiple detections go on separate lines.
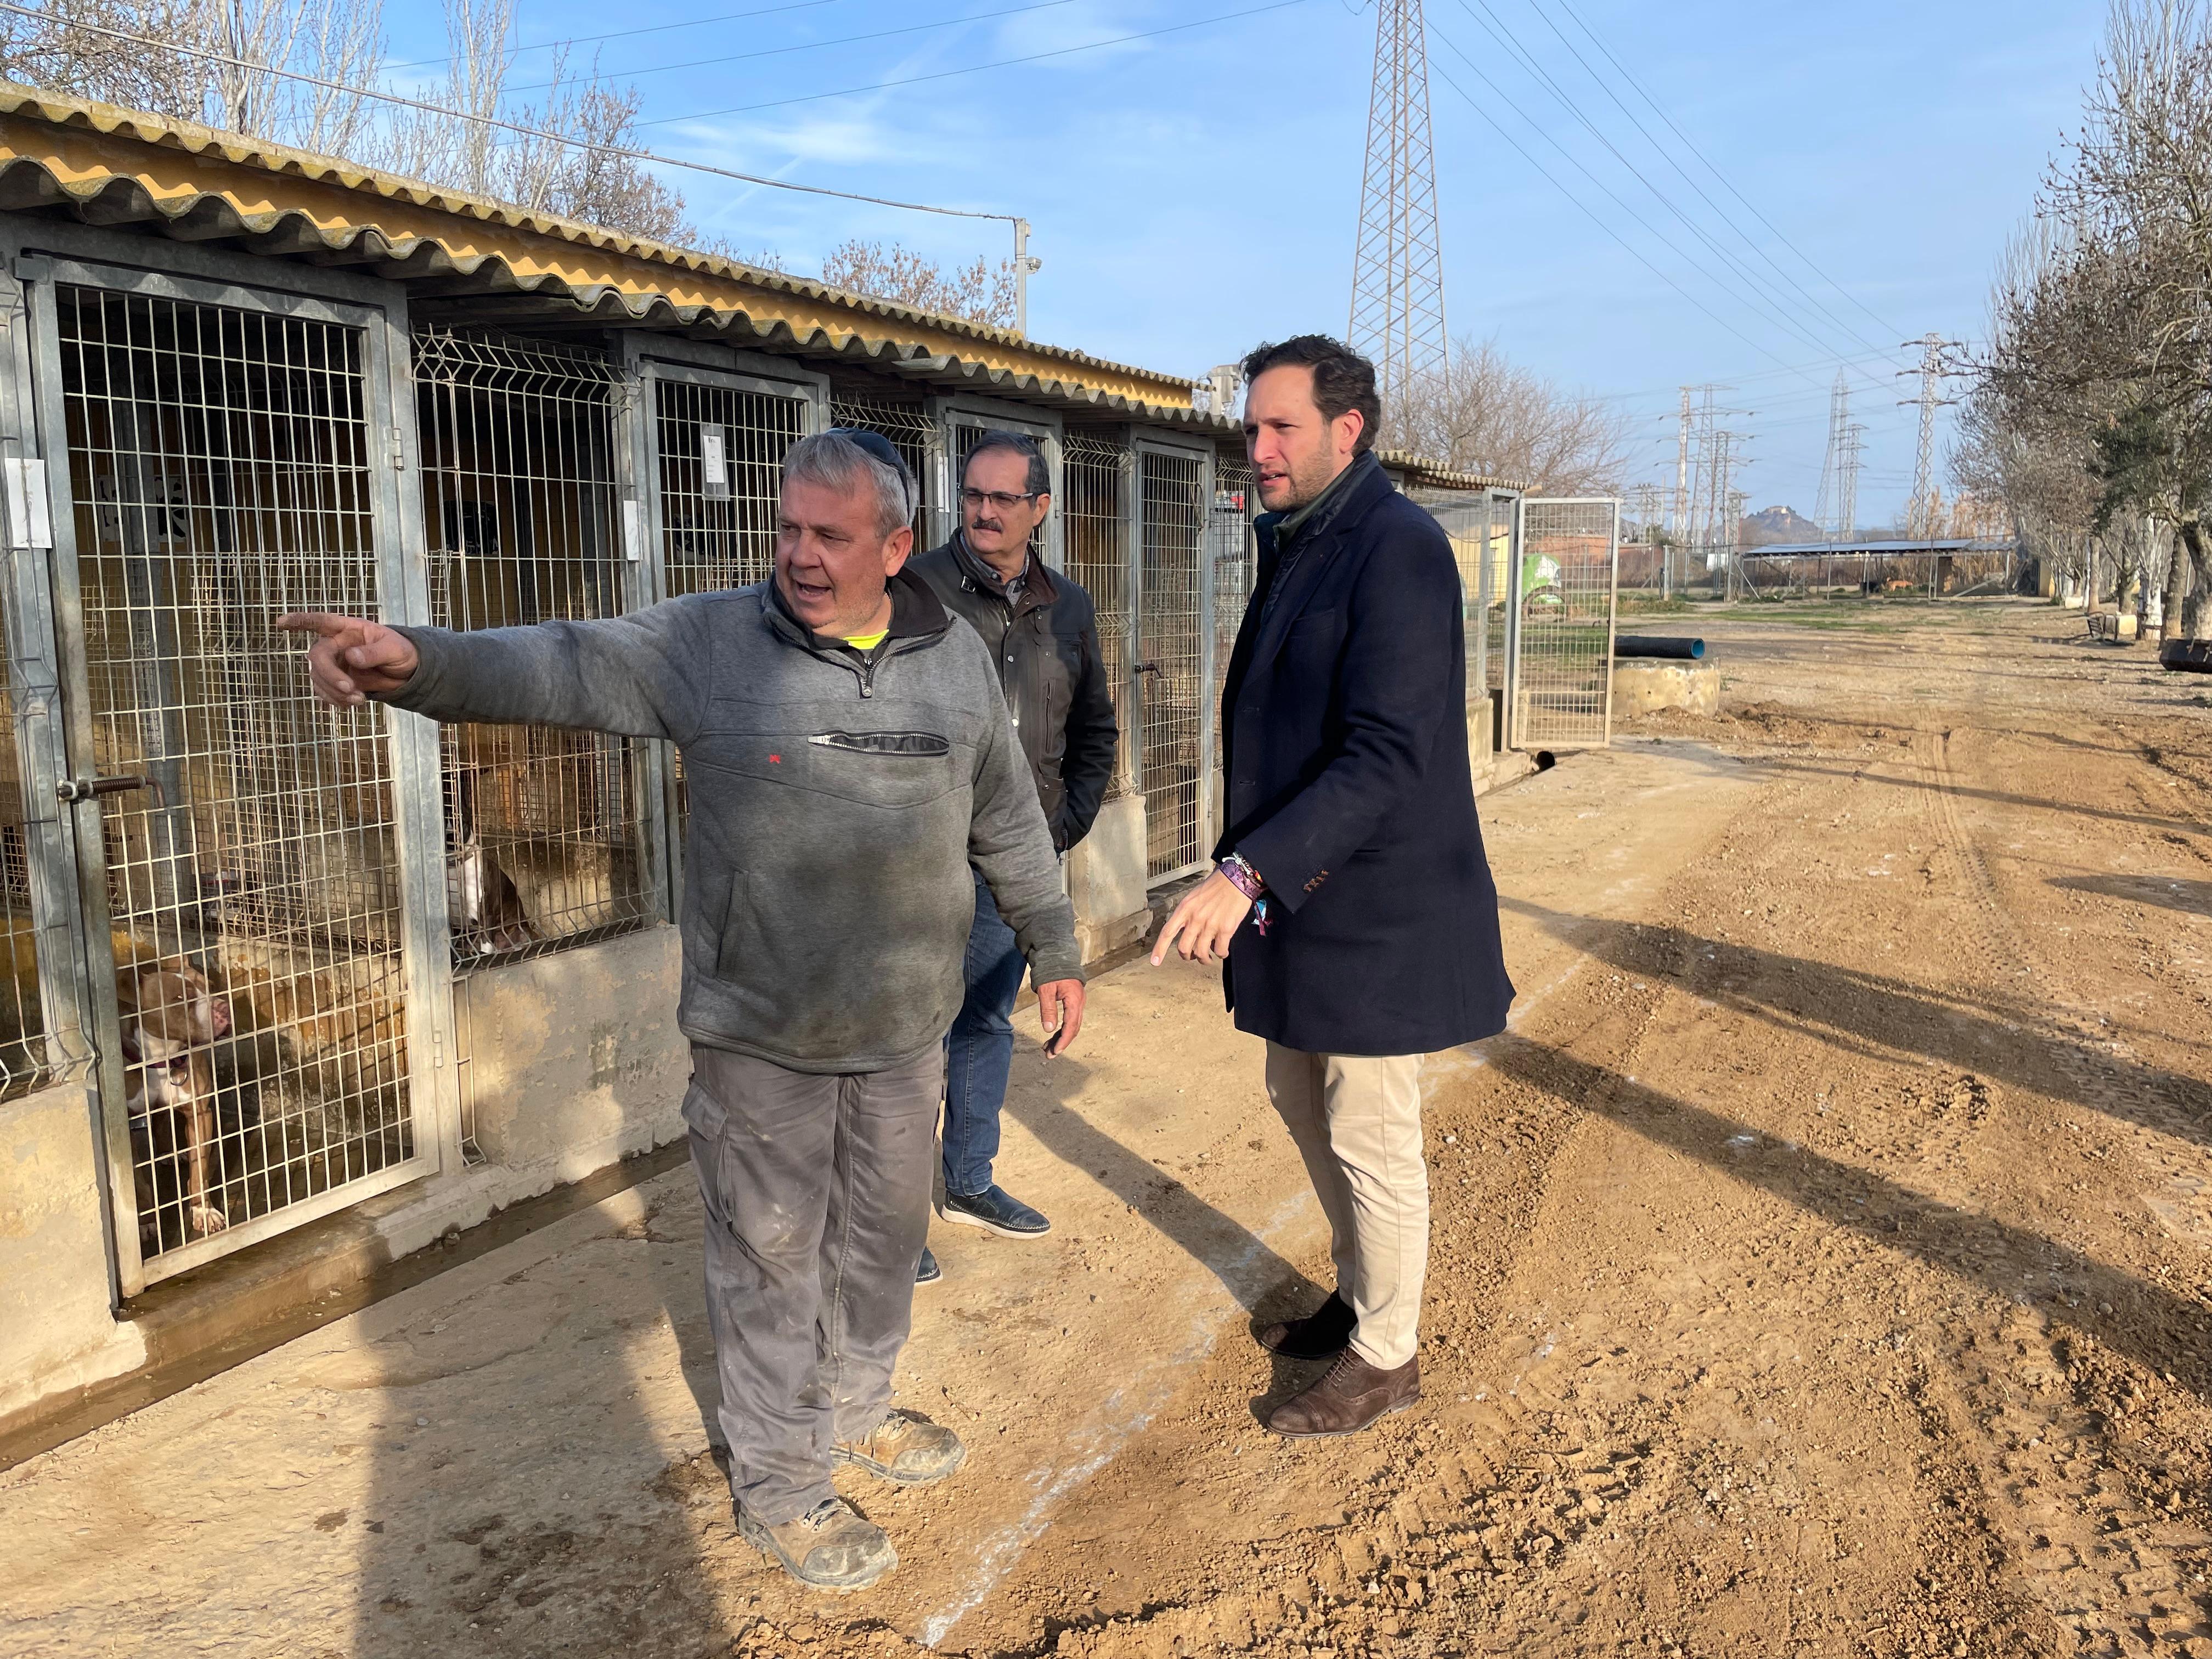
1062, 427, 1132, 798
414, 328, 652, 970
1211, 449, 1255, 726
1514, 496, 1620, 748
657, 372, 811, 838
0, 591, 88, 1102
659, 376, 808, 596
59, 283, 411, 1267
828, 394, 936, 543
1138, 449, 1206, 880
1423, 492, 1500, 709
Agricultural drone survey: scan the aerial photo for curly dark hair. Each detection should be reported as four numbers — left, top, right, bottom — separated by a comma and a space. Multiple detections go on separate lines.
1239, 335, 1381, 454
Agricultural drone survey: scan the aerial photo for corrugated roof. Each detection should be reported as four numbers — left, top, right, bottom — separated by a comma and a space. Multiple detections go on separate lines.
0, 82, 1228, 423
1379, 449, 1526, 494
0, 83, 1505, 475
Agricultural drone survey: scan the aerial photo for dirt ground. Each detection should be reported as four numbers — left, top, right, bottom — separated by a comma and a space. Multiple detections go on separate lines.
7, 596, 2212, 1659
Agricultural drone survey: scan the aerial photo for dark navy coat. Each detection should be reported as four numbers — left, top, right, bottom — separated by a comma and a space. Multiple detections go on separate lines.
1217, 452, 1515, 1056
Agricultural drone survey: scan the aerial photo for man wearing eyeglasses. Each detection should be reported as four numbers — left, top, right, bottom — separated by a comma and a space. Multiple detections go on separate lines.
909, 431, 1119, 1272
280, 428, 1085, 1594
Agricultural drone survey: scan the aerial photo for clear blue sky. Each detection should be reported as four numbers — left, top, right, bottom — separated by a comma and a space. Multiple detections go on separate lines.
382, 0, 2106, 524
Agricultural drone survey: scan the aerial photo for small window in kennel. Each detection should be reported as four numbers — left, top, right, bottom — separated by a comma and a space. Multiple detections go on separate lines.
58, 283, 413, 1272
415, 328, 654, 969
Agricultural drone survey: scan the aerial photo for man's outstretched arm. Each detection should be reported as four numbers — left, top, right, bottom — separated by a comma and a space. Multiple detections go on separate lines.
280, 605, 710, 744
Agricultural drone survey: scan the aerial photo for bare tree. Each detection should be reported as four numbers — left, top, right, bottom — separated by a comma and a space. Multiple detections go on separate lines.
4, 0, 694, 245
1967, 0, 2212, 635
820, 240, 1017, 330
1386, 335, 1632, 494
501, 64, 684, 241
0, 0, 386, 150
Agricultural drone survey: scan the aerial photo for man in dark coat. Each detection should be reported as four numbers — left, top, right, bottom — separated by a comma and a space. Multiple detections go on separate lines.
1154, 335, 1514, 1437
909, 431, 1119, 1269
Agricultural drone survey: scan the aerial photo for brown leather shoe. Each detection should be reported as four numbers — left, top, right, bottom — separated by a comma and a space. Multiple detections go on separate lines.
1257, 1291, 1357, 1361
1265, 1349, 1420, 1438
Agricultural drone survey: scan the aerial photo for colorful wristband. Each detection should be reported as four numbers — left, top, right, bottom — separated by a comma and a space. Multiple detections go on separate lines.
1218, 854, 1266, 902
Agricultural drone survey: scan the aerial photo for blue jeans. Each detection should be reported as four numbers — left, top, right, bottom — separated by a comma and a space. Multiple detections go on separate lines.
942, 868, 1028, 1198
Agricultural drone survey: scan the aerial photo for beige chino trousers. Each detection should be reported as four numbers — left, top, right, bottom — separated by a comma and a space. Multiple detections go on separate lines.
1263, 1043, 1427, 1369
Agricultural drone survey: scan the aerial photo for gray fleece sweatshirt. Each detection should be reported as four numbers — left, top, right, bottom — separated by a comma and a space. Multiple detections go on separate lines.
382, 572, 1081, 1074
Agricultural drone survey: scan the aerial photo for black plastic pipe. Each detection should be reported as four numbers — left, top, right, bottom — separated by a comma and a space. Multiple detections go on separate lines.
1614, 635, 1706, 661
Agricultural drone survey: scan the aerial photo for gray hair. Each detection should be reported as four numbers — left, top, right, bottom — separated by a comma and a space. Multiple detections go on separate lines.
782, 429, 917, 538
963, 430, 1051, 499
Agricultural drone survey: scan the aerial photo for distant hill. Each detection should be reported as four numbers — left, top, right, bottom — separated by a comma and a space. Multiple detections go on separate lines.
1739, 504, 1825, 547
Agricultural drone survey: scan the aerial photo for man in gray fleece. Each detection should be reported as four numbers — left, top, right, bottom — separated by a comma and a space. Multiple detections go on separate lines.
281, 428, 1085, 1594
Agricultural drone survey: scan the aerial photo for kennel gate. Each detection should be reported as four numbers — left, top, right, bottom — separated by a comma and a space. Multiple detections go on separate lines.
1132, 443, 1214, 884
10, 248, 456, 1294
639, 347, 821, 911
1509, 496, 1620, 751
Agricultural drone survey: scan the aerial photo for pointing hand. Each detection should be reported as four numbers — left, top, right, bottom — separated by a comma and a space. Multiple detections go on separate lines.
277, 612, 420, 708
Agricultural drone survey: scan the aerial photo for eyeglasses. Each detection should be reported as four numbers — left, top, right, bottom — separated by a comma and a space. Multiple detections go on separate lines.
960, 488, 1041, 512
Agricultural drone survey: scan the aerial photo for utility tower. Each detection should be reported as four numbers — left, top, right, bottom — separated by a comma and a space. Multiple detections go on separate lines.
1837, 421, 1864, 546
1816, 370, 1850, 542
1899, 333, 1958, 539
1348, 0, 1448, 424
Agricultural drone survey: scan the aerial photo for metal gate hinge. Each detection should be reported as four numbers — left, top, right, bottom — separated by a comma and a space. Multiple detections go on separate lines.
390, 425, 406, 471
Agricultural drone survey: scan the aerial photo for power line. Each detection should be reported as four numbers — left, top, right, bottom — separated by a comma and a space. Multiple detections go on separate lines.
1447, 1, 1885, 388
1427, 53, 1821, 381
636, 0, 1316, 125
1429, 28, 1846, 383
506, 0, 1086, 95
386, 0, 849, 71
1548, 0, 1910, 346
0, 0, 1017, 225
1509, 0, 1900, 369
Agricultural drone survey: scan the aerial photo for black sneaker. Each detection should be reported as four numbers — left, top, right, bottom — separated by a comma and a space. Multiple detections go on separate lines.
915, 1245, 942, 1284
937, 1183, 1051, 1238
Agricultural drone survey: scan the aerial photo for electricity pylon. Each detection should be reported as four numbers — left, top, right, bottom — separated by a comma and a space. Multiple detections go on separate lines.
1816, 370, 1850, 542
1899, 334, 1959, 539
1348, 0, 1448, 424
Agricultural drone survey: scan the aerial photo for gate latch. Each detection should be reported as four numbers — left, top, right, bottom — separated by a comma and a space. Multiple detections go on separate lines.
1133, 661, 1162, 676
57, 774, 153, 803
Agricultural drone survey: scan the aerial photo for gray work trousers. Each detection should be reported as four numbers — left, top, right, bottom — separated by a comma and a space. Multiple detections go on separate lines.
681, 1041, 943, 1523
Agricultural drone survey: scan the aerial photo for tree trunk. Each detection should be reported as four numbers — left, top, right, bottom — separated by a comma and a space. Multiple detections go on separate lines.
2161, 537, 2188, 640
2180, 518, 2212, 639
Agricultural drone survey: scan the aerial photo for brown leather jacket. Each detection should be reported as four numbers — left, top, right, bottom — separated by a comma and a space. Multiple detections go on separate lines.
910, 534, 1119, 850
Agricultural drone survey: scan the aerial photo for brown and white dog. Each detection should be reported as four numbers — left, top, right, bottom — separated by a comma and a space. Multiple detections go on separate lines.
119, 958, 232, 1242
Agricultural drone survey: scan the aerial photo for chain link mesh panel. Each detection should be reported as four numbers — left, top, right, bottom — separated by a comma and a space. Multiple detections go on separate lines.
0, 595, 88, 1102
415, 328, 652, 972
1211, 448, 1256, 732
60, 284, 411, 1266
828, 394, 935, 543
1514, 496, 1620, 748
1062, 427, 1132, 799
1138, 450, 1206, 880
657, 372, 811, 840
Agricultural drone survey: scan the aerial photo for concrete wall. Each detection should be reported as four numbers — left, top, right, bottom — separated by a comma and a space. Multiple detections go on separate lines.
0, 1080, 143, 1421
458, 924, 690, 1190
1066, 793, 1150, 961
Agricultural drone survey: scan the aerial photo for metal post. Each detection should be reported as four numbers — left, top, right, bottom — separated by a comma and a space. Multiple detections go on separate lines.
1013, 219, 1043, 341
